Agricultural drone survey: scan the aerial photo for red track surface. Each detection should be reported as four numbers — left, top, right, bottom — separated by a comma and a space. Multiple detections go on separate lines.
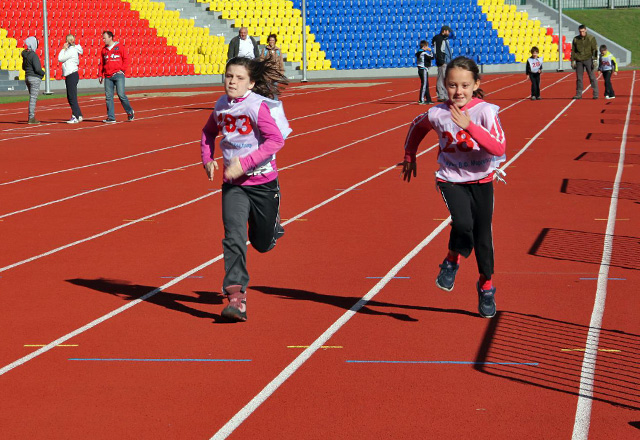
0, 73, 638, 439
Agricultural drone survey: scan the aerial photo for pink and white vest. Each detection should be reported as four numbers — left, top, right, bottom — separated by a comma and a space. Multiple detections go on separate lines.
428, 102, 506, 182
214, 92, 291, 176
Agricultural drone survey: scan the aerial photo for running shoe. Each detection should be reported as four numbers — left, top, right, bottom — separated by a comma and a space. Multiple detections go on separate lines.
103, 118, 116, 123
78, 116, 83, 122
221, 285, 247, 322
477, 282, 497, 318
127, 110, 135, 121
435, 258, 459, 292
67, 116, 79, 124
28, 118, 40, 124
572, 95, 582, 99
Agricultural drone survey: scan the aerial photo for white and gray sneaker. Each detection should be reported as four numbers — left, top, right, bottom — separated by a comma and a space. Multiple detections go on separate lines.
67, 116, 79, 124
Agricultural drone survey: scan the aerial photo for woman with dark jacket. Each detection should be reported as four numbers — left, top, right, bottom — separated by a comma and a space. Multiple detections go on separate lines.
22, 36, 45, 124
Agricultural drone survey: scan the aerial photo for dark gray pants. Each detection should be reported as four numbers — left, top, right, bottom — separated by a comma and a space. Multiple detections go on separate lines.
438, 180, 495, 280
221, 179, 283, 292
25, 76, 41, 119
575, 59, 599, 98
436, 64, 447, 100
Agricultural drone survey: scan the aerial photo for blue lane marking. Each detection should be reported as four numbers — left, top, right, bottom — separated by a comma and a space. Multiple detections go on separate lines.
346, 360, 538, 366
69, 358, 251, 362
579, 277, 626, 280
365, 276, 410, 279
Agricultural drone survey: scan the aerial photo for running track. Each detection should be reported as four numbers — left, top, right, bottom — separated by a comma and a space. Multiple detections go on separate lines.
0, 72, 638, 439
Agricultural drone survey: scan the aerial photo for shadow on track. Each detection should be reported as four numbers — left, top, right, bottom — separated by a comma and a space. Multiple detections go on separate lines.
252, 285, 480, 322
66, 277, 233, 323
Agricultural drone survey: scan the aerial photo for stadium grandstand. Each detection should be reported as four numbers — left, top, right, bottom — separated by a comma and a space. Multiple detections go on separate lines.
0, 0, 618, 88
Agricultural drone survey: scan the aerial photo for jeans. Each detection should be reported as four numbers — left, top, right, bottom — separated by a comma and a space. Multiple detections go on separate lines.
104, 73, 133, 120
25, 76, 42, 119
64, 71, 82, 118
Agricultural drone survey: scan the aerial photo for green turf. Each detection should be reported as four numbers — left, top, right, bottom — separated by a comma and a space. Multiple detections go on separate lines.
563, 8, 640, 67
0, 92, 99, 105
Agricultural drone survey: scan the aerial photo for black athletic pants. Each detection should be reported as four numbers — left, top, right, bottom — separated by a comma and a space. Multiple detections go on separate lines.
602, 70, 615, 97
221, 179, 283, 292
438, 180, 494, 280
529, 72, 541, 98
418, 68, 432, 102
64, 71, 83, 119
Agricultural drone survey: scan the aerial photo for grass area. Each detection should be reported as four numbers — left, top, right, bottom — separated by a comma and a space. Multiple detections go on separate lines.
563, 8, 640, 67
0, 92, 99, 105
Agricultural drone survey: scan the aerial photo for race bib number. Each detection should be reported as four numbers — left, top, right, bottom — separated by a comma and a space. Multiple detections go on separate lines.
217, 113, 253, 135
442, 130, 476, 153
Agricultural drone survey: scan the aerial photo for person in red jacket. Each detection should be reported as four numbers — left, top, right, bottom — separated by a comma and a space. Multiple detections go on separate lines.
98, 30, 134, 123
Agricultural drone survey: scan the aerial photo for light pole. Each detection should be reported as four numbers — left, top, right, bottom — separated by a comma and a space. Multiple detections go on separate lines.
301, 0, 308, 82
42, 0, 53, 94
557, 0, 564, 72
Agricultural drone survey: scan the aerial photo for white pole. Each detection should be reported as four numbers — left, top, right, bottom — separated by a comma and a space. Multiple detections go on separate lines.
42, 0, 53, 94
301, 0, 308, 82
557, 0, 564, 72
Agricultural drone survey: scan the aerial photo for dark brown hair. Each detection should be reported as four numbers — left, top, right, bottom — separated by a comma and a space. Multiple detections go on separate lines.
445, 56, 484, 99
225, 56, 288, 100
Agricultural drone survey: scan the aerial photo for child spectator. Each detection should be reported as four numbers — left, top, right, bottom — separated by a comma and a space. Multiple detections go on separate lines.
401, 56, 507, 318
598, 45, 618, 99
416, 40, 434, 104
526, 47, 543, 100
200, 57, 290, 322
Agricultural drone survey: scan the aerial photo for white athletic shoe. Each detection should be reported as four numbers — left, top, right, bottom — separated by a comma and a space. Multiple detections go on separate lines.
67, 116, 79, 124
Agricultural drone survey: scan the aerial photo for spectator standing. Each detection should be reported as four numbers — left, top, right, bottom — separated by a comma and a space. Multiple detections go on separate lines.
227, 27, 260, 60
58, 34, 84, 124
416, 40, 434, 104
598, 44, 617, 99
21, 36, 45, 124
570, 25, 599, 100
261, 34, 285, 74
98, 30, 134, 123
431, 25, 455, 102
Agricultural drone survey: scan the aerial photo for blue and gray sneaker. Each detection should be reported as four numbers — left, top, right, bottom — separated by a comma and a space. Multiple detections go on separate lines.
477, 282, 496, 318
435, 258, 459, 291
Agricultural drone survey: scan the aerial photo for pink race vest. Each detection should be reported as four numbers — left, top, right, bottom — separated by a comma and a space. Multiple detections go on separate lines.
428, 101, 506, 182
214, 92, 291, 176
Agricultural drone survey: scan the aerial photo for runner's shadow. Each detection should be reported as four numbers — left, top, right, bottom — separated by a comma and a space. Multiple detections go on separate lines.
252, 285, 479, 322
66, 278, 231, 322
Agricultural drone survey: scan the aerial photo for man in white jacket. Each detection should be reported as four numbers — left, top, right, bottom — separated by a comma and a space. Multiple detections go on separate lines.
58, 34, 84, 123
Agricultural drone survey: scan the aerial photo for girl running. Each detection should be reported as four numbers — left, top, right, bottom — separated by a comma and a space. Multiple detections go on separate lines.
201, 56, 291, 322
401, 56, 506, 318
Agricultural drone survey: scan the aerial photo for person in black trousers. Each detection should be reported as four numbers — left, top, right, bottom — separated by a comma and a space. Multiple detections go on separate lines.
526, 47, 543, 100
58, 34, 84, 123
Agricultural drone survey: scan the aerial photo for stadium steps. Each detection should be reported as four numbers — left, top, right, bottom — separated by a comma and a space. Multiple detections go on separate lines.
0, 69, 26, 91
157, 0, 304, 79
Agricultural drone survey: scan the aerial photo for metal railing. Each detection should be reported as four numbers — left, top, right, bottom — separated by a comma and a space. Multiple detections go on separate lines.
538, 0, 640, 8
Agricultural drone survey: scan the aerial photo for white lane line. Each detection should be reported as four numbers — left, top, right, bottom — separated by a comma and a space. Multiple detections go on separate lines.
0, 140, 198, 186
0, 163, 199, 220
571, 71, 636, 440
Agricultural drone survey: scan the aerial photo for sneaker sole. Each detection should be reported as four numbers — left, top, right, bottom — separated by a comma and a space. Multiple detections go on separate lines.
435, 278, 454, 292
478, 306, 496, 318
221, 307, 247, 322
